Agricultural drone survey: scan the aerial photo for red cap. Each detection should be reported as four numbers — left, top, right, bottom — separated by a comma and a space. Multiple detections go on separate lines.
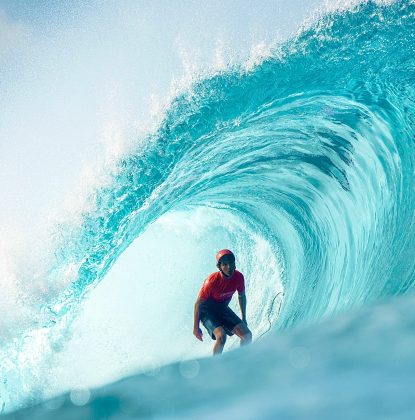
216, 249, 235, 263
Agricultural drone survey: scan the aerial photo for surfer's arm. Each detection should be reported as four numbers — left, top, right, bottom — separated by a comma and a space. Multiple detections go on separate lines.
193, 297, 206, 341
238, 292, 247, 323
193, 297, 206, 327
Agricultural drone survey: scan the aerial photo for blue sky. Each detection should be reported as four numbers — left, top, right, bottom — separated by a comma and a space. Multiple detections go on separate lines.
1, 0, 326, 239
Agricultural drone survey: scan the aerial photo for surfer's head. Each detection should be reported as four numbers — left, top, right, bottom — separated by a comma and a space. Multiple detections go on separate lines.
216, 249, 236, 277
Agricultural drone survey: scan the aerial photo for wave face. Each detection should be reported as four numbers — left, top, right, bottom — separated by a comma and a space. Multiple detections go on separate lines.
2, 0, 415, 413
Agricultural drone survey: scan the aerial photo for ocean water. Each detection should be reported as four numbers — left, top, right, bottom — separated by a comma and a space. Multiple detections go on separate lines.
2, 0, 415, 418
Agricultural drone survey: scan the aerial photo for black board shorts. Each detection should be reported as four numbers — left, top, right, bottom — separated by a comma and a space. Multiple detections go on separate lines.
200, 300, 243, 340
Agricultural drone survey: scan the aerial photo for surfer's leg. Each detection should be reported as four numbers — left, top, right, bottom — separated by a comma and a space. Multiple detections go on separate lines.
232, 322, 252, 346
212, 326, 227, 355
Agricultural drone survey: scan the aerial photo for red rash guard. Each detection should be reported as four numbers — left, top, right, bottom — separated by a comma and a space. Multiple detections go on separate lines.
198, 270, 245, 304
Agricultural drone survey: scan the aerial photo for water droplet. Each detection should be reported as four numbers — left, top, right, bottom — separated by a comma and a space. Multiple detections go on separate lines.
70, 388, 91, 406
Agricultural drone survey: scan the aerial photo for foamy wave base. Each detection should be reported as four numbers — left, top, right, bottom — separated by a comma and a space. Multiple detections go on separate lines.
6, 292, 415, 419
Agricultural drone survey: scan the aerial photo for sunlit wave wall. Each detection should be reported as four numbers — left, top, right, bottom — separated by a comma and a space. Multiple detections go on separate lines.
1, 0, 415, 413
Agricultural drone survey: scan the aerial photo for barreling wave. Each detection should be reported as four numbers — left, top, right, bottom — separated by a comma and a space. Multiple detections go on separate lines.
2, 0, 415, 412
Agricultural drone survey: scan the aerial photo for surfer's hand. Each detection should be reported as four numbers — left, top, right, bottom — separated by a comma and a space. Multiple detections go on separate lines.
193, 327, 203, 341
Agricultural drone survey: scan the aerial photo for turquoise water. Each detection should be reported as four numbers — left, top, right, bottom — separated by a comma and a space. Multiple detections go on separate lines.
2, 1, 415, 417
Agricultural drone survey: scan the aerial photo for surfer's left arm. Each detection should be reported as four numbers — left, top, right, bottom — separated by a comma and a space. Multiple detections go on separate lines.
238, 292, 247, 324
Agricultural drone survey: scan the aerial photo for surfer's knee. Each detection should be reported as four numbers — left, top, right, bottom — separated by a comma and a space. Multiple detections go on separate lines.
214, 327, 227, 344
233, 323, 252, 344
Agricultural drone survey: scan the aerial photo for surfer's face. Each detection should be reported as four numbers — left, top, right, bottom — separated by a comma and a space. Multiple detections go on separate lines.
219, 258, 235, 277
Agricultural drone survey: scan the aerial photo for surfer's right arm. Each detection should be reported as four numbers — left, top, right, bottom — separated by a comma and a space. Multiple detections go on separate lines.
193, 297, 205, 341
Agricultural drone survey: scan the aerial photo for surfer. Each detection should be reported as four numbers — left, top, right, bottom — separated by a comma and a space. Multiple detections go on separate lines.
193, 249, 252, 355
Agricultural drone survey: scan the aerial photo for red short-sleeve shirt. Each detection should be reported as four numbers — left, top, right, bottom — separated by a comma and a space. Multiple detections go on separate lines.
198, 270, 245, 304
